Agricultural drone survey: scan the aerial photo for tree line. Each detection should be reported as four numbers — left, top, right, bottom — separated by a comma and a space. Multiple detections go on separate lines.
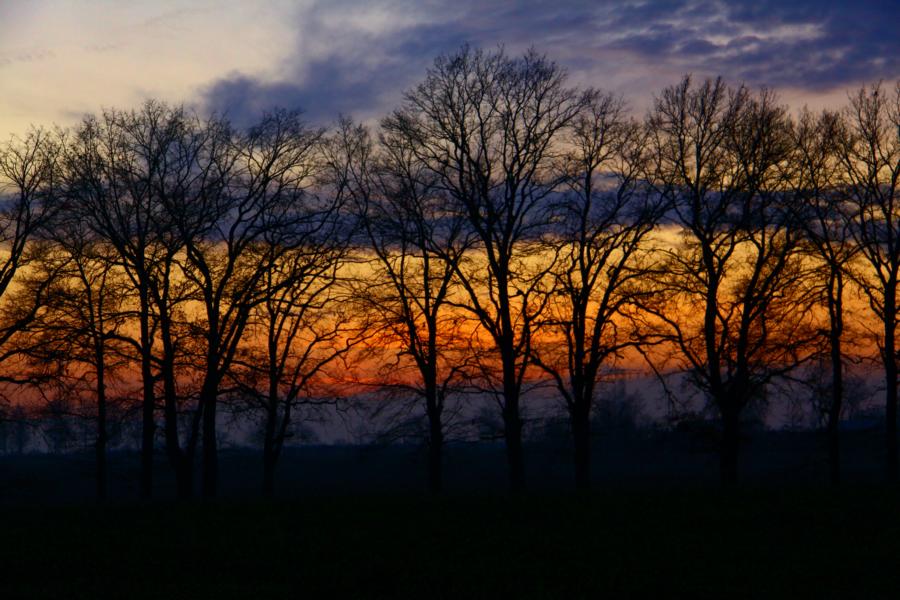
0, 45, 899, 498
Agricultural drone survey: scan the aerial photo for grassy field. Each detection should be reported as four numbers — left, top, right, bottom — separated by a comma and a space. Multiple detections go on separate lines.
2, 486, 899, 598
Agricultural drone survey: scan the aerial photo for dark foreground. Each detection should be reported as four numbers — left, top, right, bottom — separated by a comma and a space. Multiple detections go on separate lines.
1, 487, 899, 599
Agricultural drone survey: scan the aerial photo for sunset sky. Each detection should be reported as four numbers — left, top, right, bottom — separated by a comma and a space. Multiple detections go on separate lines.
1, 0, 899, 135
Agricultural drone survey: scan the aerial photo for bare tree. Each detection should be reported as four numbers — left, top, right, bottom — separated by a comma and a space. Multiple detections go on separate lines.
327, 118, 471, 493
531, 91, 663, 491
0, 129, 65, 372
837, 81, 900, 481
791, 108, 858, 484
226, 131, 355, 495
0, 130, 65, 477
384, 45, 584, 491
22, 220, 131, 500
168, 109, 329, 498
64, 103, 206, 498
642, 77, 817, 484
231, 243, 356, 496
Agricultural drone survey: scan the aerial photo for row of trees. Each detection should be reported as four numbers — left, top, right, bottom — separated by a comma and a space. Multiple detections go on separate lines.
0, 46, 898, 498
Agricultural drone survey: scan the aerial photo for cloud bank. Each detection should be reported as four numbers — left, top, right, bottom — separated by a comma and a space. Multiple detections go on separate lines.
200, 0, 900, 126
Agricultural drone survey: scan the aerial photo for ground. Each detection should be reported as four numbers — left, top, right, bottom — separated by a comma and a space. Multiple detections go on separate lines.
1, 487, 899, 598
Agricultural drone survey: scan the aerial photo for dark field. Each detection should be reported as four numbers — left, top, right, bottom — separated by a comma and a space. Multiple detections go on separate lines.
0, 429, 890, 502
1, 487, 900, 598
1, 432, 899, 598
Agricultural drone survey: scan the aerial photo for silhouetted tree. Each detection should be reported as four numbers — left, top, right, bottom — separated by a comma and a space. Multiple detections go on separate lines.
168, 109, 328, 498
329, 118, 471, 493
227, 125, 354, 495
9, 50, 900, 501
231, 246, 355, 496
0, 129, 65, 376
531, 91, 663, 490
384, 46, 584, 491
791, 108, 858, 484
837, 81, 900, 481
22, 223, 131, 500
64, 103, 204, 498
642, 77, 817, 484
0, 130, 65, 479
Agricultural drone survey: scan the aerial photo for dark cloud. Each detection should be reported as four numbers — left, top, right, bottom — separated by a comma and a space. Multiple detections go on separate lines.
200, 0, 606, 126
593, 0, 900, 90
199, 0, 900, 126
201, 4, 473, 126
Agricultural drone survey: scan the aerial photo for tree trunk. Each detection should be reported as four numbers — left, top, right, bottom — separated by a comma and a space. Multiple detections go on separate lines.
503, 405, 525, 493
827, 326, 843, 486
138, 291, 154, 500
825, 425, 840, 486
139, 357, 155, 500
571, 406, 591, 492
823, 274, 844, 486
885, 300, 898, 483
427, 408, 444, 494
95, 429, 107, 501
96, 406, 107, 502
95, 344, 108, 502
720, 405, 740, 486
159, 315, 193, 500
141, 392, 156, 499
201, 382, 218, 499
886, 360, 898, 483
500, 340, 526, 493
262, 399, 278, 498
423, 373, 444, 494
